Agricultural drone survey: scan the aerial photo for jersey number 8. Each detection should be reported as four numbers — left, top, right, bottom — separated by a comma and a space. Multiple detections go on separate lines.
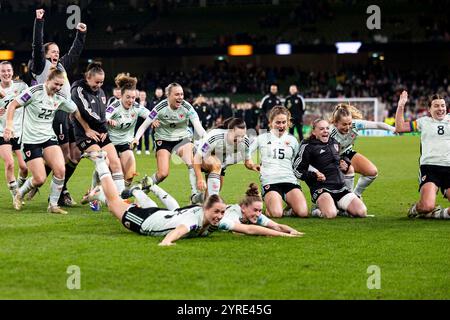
437, 125, 445, 135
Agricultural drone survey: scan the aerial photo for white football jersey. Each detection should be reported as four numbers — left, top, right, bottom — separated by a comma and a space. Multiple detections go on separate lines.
196, 128, 251, 168
15, 84, 77, 144
251, 130, 299, 186
218, 204, 271, 231
0, 80, 28, 137
329, 120, 368, 154
139, 205, 213, 237
414, 114, 450, 166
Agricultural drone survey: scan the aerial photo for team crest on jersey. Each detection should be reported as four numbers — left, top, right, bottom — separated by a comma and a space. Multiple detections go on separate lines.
334, 144, 339, 152
25, 150, 31, 157
179, 114, 185, 119
59, 134, 65, 140
285, 141, 290, 146
101, 97, 106, 104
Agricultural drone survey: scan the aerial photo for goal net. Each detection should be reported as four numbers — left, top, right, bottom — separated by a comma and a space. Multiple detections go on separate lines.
302, 98, 390, 137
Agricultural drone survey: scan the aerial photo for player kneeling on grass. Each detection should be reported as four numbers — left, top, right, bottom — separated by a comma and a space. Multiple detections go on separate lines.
395, 91, 450, 219
218, 183, 302, 237
82, 150, 226, 246
293, 119, 367, 219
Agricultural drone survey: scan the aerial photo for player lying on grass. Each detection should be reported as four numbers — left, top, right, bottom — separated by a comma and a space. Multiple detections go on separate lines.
82, 150, 226, 246
218, 183, 302, 237
250, 106, 308, 218
330, 103, 395, 198
395, 91, 450, 219
293, 119, 368, 219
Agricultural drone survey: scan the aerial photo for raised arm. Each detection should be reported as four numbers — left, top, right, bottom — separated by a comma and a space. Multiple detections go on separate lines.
30, 9, 46, 75
356, 120, 396, 132
159, 225, 189, 246
395, 90, 414, 133
60, 23, 87, 70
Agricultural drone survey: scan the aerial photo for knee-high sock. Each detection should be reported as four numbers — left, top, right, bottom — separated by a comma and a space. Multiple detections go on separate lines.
132, 189, 157, 208
62, 160, 78, 191
344, 173, 355, 191
8, 180, 18, 200
49, 176, 65, 206
187, 165, 198, 196
112, 172, 125, 194
91, 170, 100, 188
149, 184, 179, 210
425, 207, 450, 219
17, 175, 27, 188
354, 175, 377, 197
207, 173, 221, 196
150, 173, 161, 185
18, 178, 35, 198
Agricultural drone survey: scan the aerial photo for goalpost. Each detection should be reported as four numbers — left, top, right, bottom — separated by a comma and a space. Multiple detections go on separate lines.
302, 97, 390, 137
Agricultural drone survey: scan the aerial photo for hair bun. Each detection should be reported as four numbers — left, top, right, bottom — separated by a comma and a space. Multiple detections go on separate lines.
246, 183, 260, 197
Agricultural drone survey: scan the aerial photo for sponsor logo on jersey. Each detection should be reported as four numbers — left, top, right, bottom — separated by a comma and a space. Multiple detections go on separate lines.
105, 106, 114, 113
189, 224, 198, 231
149, 110, 158, 120
21, 93, 31, 103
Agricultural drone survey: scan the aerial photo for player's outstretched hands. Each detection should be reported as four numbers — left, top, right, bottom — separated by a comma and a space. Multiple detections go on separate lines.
76, 23, 87, 32
36, 9, 44, 19
398, 90, 408, 108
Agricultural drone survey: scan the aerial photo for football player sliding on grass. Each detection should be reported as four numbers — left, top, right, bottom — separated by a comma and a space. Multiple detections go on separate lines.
218, 183, 303, 237
82, 150, 226, 246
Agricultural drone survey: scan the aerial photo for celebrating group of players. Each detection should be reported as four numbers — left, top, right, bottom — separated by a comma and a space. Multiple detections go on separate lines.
0, 10, 448, 245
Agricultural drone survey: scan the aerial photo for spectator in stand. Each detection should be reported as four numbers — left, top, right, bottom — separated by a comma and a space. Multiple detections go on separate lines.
193, 95, 213, 130
135, 90, 152, 155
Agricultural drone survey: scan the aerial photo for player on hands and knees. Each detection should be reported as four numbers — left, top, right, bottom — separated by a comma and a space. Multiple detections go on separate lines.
82, 150, 226, 246
133, 83, 206, 204
193, 117, 260, 199
251, 106, 308, 218
329, 103, 395, 198
219, 183, 303, 237
395, 91, 450, 219
106, 74, 150, 188
0, 61, 29, 203
3, 68, 99, 214
293, 119, 368, 219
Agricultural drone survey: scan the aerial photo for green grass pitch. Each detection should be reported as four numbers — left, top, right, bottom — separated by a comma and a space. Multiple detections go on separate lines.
0, 136, 448, 299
